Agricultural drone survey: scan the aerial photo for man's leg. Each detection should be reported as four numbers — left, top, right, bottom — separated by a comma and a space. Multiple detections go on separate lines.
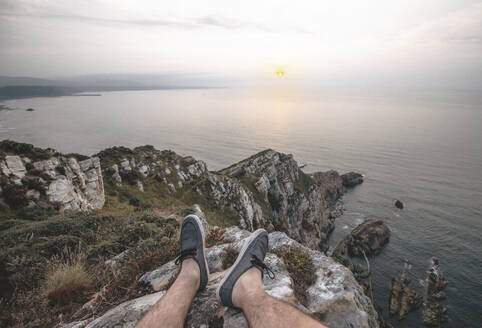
136, 259, 199, 328
232, 267, 328, 328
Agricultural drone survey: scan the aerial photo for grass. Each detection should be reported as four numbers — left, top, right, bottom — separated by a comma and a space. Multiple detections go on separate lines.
272, 245, 316, 306
42, 246, 93, 295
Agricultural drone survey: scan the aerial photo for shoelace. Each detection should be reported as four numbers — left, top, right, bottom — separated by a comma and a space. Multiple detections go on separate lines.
175, 248, 197, 265
251, 255, 275, 279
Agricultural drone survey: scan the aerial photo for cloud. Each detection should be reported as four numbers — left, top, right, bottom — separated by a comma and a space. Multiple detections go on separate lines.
400, 3, 482, 45
0, 11, 275, 32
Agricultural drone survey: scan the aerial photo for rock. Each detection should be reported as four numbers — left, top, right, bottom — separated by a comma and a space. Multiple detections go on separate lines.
136, 180, 144, 192
0, 160, 12, 176
26, 108, 34, 112
334, 219, 390, 258
138, 165, 149, 177
423, 303, 448, 326
341, 172, 364, 188
74, 222, 379, 328
85, 291, 166, 328
432, 292, 446, 301
388, 278, 422, 320
108, 164, 122, 186
218, 149, 345, 249
0, 146, 104, 211
26, 189, 41, 200
5, 155, 26, 178
395, 200, 404, 209
423, 258, 448, 326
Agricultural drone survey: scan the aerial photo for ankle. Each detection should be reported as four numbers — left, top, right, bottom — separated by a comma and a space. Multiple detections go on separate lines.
232, 267, 265, 308
179, 259, 200, 286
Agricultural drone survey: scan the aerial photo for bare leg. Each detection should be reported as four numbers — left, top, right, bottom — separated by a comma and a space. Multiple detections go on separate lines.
232, 268, 328, 328
136, 259, 199, 328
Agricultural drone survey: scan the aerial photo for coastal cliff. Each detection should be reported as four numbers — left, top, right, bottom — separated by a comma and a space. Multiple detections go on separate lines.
97, 146, 352, 251
0, 141, 375, 327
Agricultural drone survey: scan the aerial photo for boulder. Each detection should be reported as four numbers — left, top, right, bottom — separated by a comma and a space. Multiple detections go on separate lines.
5, 155, 26, 178
395, 200, 404, 209
334, 219, 390, 258
341, 172, 364, 188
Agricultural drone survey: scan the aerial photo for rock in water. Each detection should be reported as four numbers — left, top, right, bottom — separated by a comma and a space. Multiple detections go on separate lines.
388, 278, 422, 320
423, 258, 448, 326
395, 200, 404, 209
341, 172, 364, 188
389, 278, 402, 316
334, 218, 390, 258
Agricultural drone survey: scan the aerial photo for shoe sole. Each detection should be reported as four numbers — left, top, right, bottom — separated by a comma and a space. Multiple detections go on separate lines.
185, 214, 210, 282
216, 229, 266, 304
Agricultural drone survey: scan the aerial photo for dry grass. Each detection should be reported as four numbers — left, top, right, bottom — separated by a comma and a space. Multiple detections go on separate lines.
42, 245, 93, 296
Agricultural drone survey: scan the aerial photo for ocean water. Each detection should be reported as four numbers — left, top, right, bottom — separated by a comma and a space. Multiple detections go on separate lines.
1, 88, 481, 327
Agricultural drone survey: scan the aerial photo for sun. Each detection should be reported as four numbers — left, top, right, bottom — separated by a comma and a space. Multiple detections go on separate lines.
276, 71, 285, 78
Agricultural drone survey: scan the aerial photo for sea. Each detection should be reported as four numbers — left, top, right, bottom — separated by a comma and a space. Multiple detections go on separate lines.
1, 87, 481, 327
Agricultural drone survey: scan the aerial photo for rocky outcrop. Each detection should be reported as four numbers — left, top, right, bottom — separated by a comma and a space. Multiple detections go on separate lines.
341, 172, 364, 188
388, 278, 422, 320
334, 218, 390, 258
0, 151, 104, 211
100, 146, 359, 251
423, 258, 448, 326
63, 210, 379, 328
218, 150, 346, 249
332, 219, 390, 279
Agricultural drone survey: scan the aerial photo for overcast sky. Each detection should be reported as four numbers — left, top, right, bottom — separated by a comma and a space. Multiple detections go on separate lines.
0, 0, 481, 89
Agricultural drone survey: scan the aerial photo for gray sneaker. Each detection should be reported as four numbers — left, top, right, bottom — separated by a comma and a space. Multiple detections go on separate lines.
175, 214, 209, 291
217, 229, 274, 308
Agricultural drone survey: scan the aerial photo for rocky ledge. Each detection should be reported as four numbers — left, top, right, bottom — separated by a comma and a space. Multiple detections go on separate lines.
62, 208, 379, 328
0, 141, 104, 211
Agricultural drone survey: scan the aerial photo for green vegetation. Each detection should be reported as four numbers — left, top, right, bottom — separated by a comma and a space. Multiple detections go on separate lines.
272, 245, 316, 306
0, 203, 182, 327
0, 140, 53, 161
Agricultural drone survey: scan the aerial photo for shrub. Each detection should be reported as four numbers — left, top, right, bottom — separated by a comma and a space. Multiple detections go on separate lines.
205, 227, 226, 248
47, 283, 93, 306
0, 140, 52, 161
5, 256, 46, 295
2, 184, 28, 209
272, 246, 316, 306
